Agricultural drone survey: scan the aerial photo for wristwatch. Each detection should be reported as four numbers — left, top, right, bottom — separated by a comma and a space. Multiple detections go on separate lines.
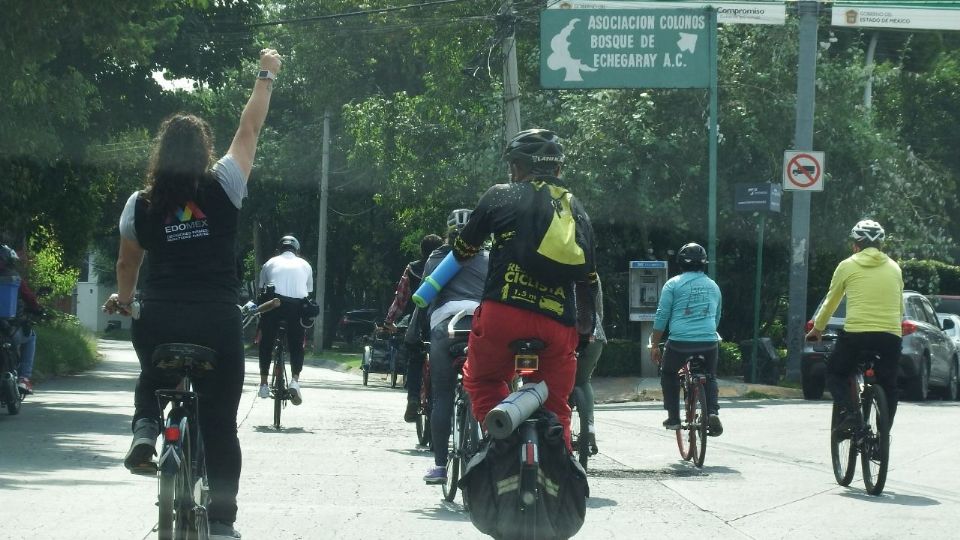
257, 69, 276, 81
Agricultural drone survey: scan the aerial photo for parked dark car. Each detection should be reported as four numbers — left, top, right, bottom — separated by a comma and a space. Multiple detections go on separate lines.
802, 290, 959, 401
336, 308, 380, 345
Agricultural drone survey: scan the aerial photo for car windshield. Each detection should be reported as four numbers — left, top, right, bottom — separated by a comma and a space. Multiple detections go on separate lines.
813, 297, 846, 319
930, 296, 960, 316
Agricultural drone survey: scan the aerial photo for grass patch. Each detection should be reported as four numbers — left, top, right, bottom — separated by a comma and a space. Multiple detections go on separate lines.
310, 351, 362, 370
33, 315, 99, 380
741, 390, 776, 399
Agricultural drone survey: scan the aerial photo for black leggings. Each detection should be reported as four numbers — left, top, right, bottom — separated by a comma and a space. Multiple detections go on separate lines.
826, 331, 901, 424
660, 341, 719, 419
131, 300, 244, 524
258, 300, 305, 377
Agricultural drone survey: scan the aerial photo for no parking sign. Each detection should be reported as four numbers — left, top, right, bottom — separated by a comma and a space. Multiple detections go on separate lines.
782, 150, 825, 191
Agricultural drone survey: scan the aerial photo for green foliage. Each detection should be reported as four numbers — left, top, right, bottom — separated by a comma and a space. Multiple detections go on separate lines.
33, 315, 99, 380
594, 339, 643, 377
902, 259, 941, 295
718, 342, 742, 377
26, 227, 80, 299
929, 260, 960, 295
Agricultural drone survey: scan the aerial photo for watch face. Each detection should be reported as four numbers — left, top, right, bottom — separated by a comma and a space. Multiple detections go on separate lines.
258, 70, 273, 79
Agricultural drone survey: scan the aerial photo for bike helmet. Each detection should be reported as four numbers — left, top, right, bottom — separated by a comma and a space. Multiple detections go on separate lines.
850, 219, 885, 243
279, 235, 301, 254
0, 244, 19, 267
447, 209, 472, 232
677, 243, 708, 266
503, 129, 565, 170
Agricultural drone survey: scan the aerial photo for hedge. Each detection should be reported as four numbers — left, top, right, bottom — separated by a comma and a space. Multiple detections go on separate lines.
901, 259, 940, 295
594, 339, 743, 377
33, 314, 99, 380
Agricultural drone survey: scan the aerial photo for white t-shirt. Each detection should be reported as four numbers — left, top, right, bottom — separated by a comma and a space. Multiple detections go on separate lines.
259, 251, 314, 299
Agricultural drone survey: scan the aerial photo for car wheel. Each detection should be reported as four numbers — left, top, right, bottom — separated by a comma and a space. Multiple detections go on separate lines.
905, 357, 930, 402
802, 371, 824, 400
945, 358, 959, 401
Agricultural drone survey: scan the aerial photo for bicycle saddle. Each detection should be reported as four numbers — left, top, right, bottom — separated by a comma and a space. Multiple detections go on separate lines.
152, 343, 218, 374
448, 341, 468, 358
509, 338, 546, 353
687, 354, 707, 374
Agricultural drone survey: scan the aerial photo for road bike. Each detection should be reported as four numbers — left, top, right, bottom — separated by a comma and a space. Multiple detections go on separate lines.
671, 350, 710, 468
241, 298, 288, 429
153, 342, 216, 540
830, 351, 890, 496
441, 310, 482, 506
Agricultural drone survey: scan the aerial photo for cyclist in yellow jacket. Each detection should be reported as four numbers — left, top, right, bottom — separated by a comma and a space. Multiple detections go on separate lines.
806, 220, 903, 432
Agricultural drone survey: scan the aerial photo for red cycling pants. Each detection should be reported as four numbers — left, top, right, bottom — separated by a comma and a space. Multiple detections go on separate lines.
463, 301, 578, 449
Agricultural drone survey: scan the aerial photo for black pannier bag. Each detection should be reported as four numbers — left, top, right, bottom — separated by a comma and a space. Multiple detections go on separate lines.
459, 409, 589, 540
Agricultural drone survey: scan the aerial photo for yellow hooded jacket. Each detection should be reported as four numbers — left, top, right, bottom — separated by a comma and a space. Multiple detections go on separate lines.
813, 248, 904, 336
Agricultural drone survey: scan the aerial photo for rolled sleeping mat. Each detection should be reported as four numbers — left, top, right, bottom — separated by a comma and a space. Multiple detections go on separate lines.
411, 251, 462, 308
484, 381, 549, 440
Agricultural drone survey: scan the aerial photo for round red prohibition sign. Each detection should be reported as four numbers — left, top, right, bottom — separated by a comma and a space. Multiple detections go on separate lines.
786, 153, 821, 188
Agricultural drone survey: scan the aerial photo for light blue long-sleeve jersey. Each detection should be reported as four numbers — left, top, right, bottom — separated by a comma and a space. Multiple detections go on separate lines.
653, 271, 722, 342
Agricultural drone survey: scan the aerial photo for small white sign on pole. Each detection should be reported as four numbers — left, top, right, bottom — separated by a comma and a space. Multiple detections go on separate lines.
783, 150, 825, 192
832, 5, 960, 31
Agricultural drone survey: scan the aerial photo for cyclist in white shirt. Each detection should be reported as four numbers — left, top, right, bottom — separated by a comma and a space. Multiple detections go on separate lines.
258, 235, 314, 404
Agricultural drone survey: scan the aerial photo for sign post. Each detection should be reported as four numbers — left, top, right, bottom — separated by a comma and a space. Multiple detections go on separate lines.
734, 183, 782, 383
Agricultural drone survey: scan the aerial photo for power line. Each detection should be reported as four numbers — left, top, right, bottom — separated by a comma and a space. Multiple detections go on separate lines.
247, 0, 475, 28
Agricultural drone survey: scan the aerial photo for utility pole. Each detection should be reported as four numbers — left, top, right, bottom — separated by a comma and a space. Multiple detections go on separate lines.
785, 1, 819, 381
501, 1, 521, 143
314, 109, 331, 352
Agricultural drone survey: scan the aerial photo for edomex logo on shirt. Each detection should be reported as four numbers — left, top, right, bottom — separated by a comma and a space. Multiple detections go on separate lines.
163, 201, 210, 242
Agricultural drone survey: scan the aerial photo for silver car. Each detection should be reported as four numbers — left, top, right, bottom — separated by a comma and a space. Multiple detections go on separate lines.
801, 291, 959, 401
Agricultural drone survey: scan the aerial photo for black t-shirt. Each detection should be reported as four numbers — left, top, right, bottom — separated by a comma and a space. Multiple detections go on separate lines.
454, 180, 595, 327
134, 177, 240, 304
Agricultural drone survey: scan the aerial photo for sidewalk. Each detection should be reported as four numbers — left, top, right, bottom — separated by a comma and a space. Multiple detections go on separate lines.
305, 354, 803, 402
590, 376, 803, 403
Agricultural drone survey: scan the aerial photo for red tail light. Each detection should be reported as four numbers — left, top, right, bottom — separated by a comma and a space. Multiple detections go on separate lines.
164, 426, 181, 442
902, 320, 918, 336
804, 320, 814, 333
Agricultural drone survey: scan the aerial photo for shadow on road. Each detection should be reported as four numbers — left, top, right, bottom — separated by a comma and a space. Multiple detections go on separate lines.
250, 425, 314, 434
410, 502, 471, 522
838, 489, 940, 506
385, 447, 434, 457
586, 496, 618, 509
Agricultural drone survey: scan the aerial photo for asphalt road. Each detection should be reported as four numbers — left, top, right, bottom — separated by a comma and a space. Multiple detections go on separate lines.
0, 340, 958, 539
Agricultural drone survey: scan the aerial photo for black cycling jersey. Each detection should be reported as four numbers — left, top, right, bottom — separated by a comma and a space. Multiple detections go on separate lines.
454, 181, 596, 327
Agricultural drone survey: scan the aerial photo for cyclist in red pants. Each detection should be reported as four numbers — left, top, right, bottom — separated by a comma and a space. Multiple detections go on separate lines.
453, 129, 597, 448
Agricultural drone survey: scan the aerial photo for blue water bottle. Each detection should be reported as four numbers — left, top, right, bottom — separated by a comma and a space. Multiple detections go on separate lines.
412, 251, 462, 308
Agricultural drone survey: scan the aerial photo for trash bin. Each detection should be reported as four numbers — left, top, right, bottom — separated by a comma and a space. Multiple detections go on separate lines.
739, 338, 781, 385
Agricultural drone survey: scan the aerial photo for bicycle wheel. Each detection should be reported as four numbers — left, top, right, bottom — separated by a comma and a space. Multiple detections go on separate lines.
676, 379, 694, 461
417, 358, 431, 447
272, 339, 287, 430
442, 394, 464, 502
570, 387, 590, 471
692, 381, 708, 468
461, 399, 480, 511
861, 385, 890, 495
830, 402, 857, 486
158, 464, 176, 540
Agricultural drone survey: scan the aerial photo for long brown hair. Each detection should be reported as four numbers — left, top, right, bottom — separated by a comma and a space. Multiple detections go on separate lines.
143, 113, 215, 216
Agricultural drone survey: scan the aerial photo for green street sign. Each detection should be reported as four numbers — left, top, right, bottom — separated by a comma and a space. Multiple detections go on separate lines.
540, 8, 712, 89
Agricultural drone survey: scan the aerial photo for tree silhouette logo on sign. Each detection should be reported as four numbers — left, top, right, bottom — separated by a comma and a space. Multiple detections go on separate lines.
547, 19, 598, 82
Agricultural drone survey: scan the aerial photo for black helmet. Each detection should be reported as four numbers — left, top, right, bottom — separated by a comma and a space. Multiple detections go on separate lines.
850, 219, 885, 243
677, 243, 708, 267
503, 129, 565, 171
279, 235, 300, 254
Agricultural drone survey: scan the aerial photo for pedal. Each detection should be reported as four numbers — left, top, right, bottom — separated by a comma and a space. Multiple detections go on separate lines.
129, 461, 158, 476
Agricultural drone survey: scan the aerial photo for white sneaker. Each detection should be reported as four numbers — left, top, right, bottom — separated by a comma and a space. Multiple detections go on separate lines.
288, 380, 302, 405
258, 384, 269, 399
